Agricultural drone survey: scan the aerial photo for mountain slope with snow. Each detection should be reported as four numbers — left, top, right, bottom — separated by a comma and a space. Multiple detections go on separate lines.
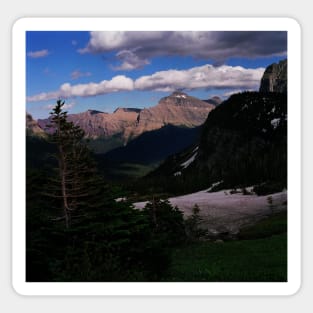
144, 91, 287, 195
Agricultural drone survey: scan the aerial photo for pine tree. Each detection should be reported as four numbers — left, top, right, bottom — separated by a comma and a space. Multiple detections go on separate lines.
46, 100, 99, 228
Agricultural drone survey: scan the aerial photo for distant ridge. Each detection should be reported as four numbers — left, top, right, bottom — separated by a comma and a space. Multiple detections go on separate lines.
38, 91, 215, 149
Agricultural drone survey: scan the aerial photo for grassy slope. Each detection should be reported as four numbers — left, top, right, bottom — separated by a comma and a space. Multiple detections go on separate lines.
164, 212, 287, 282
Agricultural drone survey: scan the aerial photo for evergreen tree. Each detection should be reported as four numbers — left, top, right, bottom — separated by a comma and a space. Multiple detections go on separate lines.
46, 100, 99, 228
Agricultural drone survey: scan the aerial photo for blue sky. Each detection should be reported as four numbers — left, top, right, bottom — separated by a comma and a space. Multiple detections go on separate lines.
26, 31, 287, 119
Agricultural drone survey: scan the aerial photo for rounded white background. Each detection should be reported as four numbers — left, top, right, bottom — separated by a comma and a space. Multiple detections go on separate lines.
1, 1, 311, 312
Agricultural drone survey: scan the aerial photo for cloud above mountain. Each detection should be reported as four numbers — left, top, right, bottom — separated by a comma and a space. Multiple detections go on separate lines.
28, 75, 134, 102
134, 64, 264, 92
79, 31, 287, 69
27, 64, 264, 102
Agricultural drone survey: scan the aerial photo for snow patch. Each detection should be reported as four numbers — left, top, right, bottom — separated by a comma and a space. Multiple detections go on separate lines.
181, 152, 198, 169
241, 104, 248, 111
175, 94, 187, 99
192, 146, 199, 153
271, 118, 280, 129
207, 181, 224, 191
115, 197, 127, 202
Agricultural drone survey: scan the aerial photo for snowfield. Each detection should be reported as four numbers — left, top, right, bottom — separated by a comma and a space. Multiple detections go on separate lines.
133, 188, 287, 237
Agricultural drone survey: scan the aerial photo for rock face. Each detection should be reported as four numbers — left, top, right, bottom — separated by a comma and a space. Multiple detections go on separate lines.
259, 59, 287, 93
26, 113, 46, 137
38, 91, 214, 144
132, 91, 214, 138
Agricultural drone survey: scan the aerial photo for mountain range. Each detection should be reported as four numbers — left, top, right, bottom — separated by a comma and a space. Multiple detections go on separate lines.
35, 92, 218, 147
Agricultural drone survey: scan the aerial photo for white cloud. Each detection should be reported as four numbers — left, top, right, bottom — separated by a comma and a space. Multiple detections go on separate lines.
27, 49, 50, 58
134, 64, 265, 92
27, 65, 264, 102
27, 75, 134, 102
79, 31, 165, 54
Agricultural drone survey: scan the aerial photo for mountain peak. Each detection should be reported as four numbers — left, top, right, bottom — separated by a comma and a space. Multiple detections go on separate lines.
259, 59, 287, 93
170, 91, 188, 99
158, 91, 215, 110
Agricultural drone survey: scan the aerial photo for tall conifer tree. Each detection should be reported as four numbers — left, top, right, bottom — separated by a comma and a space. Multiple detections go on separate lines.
47, 100, 98, 228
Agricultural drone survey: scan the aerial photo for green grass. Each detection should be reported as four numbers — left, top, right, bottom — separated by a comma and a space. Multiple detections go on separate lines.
164, 234, 287, 282
238, 211, 287, 240
164, 212, 287, 282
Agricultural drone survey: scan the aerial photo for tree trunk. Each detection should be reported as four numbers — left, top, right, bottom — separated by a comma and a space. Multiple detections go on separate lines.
59, 144, 70, 229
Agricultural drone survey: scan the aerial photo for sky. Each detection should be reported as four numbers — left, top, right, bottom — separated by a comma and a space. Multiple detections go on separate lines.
26, 31, 287, 119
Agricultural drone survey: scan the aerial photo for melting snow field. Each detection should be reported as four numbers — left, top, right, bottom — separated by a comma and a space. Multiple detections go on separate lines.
133, 188, 287, 237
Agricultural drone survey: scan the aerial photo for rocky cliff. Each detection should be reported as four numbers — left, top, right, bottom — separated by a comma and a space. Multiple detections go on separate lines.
259, 59, 287, 93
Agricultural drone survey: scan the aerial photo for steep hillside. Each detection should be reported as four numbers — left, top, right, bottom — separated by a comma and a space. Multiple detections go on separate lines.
141, 92, 287, 195
103, 124, 202, 165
